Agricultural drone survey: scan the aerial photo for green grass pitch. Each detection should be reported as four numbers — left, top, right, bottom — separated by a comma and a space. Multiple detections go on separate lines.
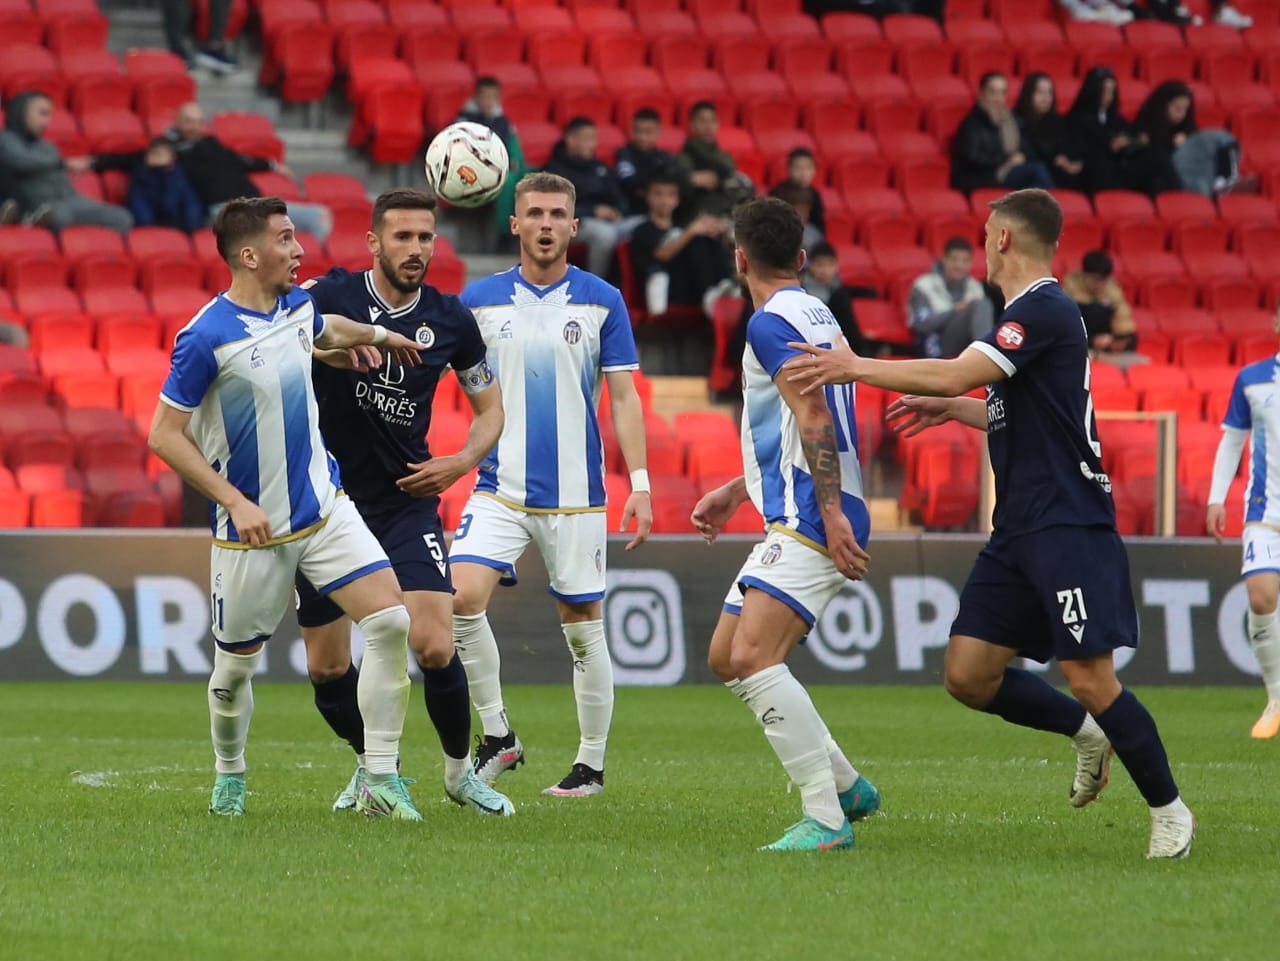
0, 683, 1274, 961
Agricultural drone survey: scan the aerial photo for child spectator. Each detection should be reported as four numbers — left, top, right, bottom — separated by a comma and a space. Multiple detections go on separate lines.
1063, 250, 1139, 357
629, 172, 733, 317
769, 148, 826, 248
126, 137, 204, 233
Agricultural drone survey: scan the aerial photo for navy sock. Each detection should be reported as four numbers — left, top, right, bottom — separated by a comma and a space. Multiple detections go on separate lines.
982, 667, 1088, 736
423, 654, 472, 760
312, 662, 365, 756
1095, 688, 1179, 808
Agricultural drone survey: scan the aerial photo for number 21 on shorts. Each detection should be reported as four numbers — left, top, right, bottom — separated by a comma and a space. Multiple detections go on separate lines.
1057, 587, 1088, 643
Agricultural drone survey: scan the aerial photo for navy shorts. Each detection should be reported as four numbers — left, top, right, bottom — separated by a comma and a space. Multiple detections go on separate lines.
950, 525, 1139, 663
296, 500, 452, 628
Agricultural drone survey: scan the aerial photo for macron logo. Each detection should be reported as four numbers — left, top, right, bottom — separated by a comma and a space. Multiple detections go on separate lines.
369, 306, 383, 323
1068, 624, 1086, 644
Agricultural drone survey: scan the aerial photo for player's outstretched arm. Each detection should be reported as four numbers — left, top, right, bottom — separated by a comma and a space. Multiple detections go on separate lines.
397, 382, 504, 498
690, 475, 748, 545
148, 402, 272, 546
1206, 427, 1247, 541
887, 395, 989, 436
775, 372, 870, 581
783, 340, 1006, 399
317, 314, 424, 367
606, 369, 653, 551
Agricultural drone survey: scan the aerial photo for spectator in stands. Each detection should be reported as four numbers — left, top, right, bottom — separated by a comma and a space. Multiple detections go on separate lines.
802, 242, 893, 356
92, 103, 332, 240
907, 236, 994, 359
769, 148, 825, 248
1056, 0, 1134, 25
1145, 0, 1252, 26
629, 171, 734, 317
454, 77, 528, 241
950, 73, 1054, 193
162, 0, 238, 74
676, 102, 753, 221
1127, 81, 1246, 198
543, 116, 628, 277
0, 91, 133, 234
615, 107, 678, 219
803, 0, 941, 19
1063, 250, 1138, 358
126, 137, 205, 234
1014, 73, 1084, 191
1066, 67, 1134, 196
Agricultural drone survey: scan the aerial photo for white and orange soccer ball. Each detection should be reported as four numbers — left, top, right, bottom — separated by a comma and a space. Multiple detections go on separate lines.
423, 121, 510, 208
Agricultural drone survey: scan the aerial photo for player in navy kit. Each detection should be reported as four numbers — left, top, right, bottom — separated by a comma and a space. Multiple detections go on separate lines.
785, 189, 1195, 859
297, 189, 513, 816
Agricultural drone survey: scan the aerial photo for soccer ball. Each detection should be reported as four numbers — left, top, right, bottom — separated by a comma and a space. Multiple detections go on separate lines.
424, 121, 510, 208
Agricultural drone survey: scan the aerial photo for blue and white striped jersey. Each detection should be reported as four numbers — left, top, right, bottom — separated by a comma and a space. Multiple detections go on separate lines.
460, 265, 638, 512
159, 287, 341, 545
741, 287, 870, 550
1223, 355, 1280, 527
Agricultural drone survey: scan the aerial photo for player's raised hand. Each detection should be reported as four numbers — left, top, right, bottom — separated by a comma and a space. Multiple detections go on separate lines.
886, 395, 954, 437
378, 330, 426, 368
228, 496, 272, 547
397, 454, 466, 497
621, 491, 652, 551
1205, 503, 1227, 542
824, 513, 870, 582
690, 485, 739, 544
783, 338, 860, 394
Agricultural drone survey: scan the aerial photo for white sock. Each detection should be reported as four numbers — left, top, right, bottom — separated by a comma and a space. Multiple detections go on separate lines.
564, 619, 614, 771
357, 605, 411, 776
823, 732, 859, 794
1246, 608, 1280, 702
208, 647, 261, 775
740, 664, 844, 830
443, 753, 471, 790
454, 612, 510, 738
1151, 795, 1192, 818
725, 678, 748, 701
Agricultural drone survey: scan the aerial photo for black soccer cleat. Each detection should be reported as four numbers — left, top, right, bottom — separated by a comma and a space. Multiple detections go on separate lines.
472, 731, 525, 786
541, 762, 604, 797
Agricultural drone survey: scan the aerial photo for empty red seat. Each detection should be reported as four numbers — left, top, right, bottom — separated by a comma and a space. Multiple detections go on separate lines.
1093, 190, 1155, 224
0, 489, 30, 527
52, 371, 118, 408
30, 488, 85, 527
96, 490, 166, 527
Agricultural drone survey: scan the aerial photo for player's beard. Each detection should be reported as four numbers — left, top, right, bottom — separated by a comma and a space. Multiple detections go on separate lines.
378, 250, 426, 293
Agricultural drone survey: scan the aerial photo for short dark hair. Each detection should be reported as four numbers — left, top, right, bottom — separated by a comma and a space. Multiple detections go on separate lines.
147, 136, 176, 152
632, 107, 661, 124
943, 236, 973, 256
565, 115, 595, 135
475, 76, 500, 91
809, 241, 837, 261
771, 181, 810, 209
689, 101, 717, 119
1082, 249, 1113, 277
787, 147, 815, 164
372, 188, 437, 233
212, 196, 289, 264
734, 197, 803, 277
988, 188, 1063, 253
646, 170, 681, 190
979, 71, 1006, 91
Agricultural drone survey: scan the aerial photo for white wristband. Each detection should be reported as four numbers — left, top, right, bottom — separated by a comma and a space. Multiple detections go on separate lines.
370, 324, 387, 346
630, 468, 650, 494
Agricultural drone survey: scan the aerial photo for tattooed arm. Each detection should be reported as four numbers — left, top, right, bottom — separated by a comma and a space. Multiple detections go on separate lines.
775, 368, 870, 581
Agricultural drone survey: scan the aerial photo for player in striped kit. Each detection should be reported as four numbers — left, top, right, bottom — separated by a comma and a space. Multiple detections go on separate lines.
450, 172, 652, 797
690, 197, 877, 852
1207, 304, 1280, 739
149, 197, 428, 819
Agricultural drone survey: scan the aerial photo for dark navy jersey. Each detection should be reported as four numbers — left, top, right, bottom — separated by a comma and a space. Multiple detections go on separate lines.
306, 267, 489, 515
970, 278, 1115, 536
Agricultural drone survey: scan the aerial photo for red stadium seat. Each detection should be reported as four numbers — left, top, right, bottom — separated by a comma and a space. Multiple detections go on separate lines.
1111, 221, 1168, 257
0, 489, 30, 527
1203, 278, 1262, 312
881, 13, 943, 45
80, 109, 147, 153
30, 488, 85, 528
6, 428, 75, 469
821, 12, 881, 43
1173, 333, 1232, 367
835, 39, 894, 83
651, 36, 712, 73
1093, 190, 1156, 224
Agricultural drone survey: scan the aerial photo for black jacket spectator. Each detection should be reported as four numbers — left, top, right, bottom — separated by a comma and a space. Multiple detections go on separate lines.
616, 144, 677, 217
1066, 67, 1134, 195
950, 73, 1053, 192
1014, 72, 1083, 191
1126, 81, 1196, 196
544, 142, 627, 216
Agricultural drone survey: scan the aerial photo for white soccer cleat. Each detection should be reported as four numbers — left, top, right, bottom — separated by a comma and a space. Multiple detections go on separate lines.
1069, 716, 1113, 808
1147, 800, 1195, 860
1250, 700, 1280, 740
542, 763, 605, 798
332, 763, 365, 811
473, 732, 526, 786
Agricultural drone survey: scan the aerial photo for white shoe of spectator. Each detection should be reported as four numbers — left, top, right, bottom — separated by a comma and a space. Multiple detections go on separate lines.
1215, 3, 1253, 27
1058, 0, 1106, 20
1093, 1, 1135, 24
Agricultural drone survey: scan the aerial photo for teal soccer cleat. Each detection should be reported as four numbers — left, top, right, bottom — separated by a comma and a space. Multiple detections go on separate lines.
332, 764, 365, 812
357, 773, 423, 821
446, 770, 515, 816
209, 773, 246, 816
759, 816, 854, 852
839, 775, 881, 822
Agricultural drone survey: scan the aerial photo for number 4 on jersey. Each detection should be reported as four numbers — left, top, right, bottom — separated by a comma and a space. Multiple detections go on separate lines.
1056, 587, 1088, 644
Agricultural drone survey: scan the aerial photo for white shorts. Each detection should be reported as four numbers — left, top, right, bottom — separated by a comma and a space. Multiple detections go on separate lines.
1242, 525, 1280, 578
210, 497, 390, 648
722, 527, 848, 629
448, 494, 607, 603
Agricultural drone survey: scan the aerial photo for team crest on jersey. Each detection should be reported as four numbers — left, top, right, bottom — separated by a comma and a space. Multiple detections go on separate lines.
995, 322, 1026, 350
297, 328, 311, 352
761, 542, 783, 566
415, 325, 435, 348
563, 321, 582, 345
